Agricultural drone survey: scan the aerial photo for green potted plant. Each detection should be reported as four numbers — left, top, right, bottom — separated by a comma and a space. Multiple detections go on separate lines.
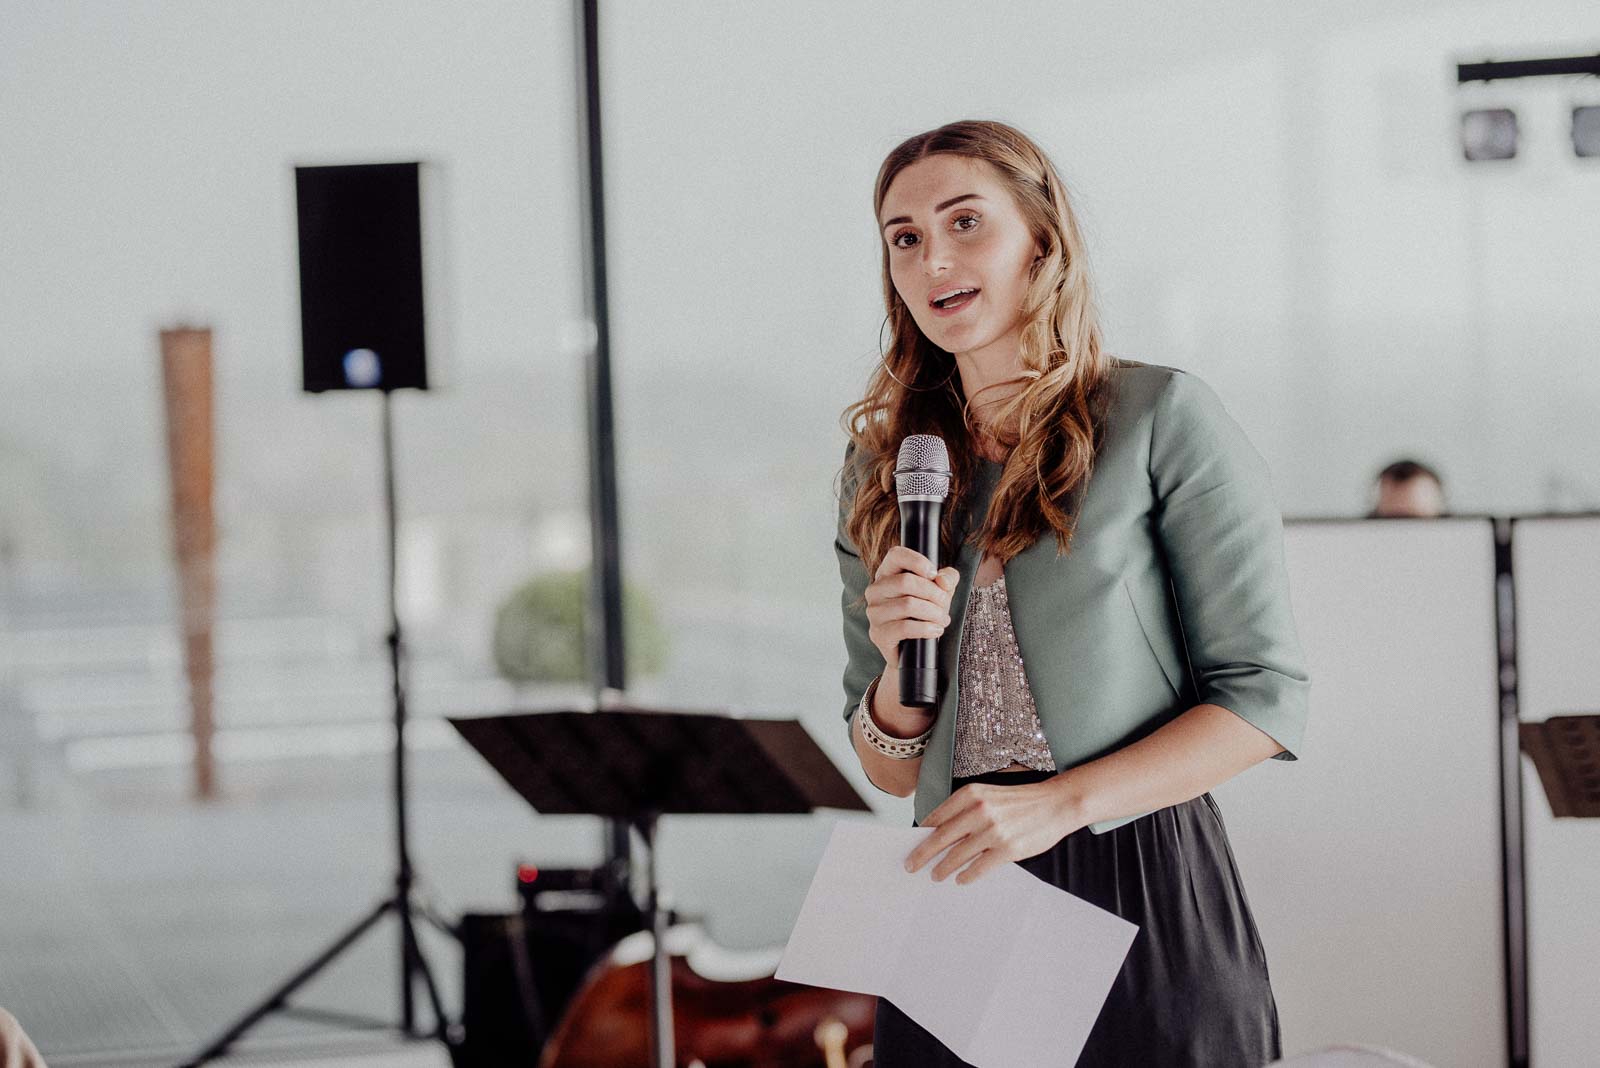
492, 567, 668, 685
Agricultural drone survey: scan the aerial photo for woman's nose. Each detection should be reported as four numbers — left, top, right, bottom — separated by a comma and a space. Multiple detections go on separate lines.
920, 229, 955, 273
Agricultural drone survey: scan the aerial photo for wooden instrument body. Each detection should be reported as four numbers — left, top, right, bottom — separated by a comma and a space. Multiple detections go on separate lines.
540, 938, 875, 1068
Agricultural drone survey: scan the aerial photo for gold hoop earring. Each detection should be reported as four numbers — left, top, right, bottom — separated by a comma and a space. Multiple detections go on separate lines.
882, 354, 958, 393
878, 314, 958, 393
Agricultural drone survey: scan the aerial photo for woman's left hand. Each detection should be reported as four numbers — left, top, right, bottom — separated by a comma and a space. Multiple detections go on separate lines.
904, 776, 1087, 885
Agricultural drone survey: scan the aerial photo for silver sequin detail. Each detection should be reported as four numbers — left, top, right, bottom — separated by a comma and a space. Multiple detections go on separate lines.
952, 575, 1057, 776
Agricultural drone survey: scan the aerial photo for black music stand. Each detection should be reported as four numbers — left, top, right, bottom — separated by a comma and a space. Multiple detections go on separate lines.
1520, 713, 1600, 818
448, 706, 871, 1068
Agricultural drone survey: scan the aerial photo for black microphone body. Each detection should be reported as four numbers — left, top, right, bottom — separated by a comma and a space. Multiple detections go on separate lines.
894, 434, 952, 708
897, 496, 943, 707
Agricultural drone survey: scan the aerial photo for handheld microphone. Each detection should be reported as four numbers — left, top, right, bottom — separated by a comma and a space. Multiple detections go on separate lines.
895, 434, 952, 707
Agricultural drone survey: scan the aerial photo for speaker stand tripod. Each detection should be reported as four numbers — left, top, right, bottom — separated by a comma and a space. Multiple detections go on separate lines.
182, 390, 458, 1066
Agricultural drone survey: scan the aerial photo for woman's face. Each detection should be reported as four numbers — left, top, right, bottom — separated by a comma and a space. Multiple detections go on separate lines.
880, 154, 1041, 367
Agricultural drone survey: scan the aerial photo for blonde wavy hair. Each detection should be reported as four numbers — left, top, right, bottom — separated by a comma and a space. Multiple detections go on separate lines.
839, 119, 1115, 584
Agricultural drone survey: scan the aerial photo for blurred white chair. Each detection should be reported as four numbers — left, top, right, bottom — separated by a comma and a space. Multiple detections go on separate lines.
1269, 1044, 1438, 1067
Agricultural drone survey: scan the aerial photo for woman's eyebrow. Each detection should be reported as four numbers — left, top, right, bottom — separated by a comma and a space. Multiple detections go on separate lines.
881, 193, 985, 231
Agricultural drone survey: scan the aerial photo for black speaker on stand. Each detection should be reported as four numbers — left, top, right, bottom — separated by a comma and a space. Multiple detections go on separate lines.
182, 161, 458, 1066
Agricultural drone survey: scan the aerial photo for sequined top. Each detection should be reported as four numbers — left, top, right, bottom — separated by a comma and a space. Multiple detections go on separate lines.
951, 574, 1057, 776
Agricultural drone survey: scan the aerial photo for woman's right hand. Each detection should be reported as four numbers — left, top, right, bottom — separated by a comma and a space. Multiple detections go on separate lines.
866, 546, 959, 670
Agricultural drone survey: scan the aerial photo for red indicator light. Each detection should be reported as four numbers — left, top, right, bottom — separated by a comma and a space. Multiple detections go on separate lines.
517, 864, 539, 884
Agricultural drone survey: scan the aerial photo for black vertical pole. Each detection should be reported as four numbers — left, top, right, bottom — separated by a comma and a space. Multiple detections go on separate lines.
572, 0, 636, 911
640, 812, 674, 1068
1493, 517, 1529, 1068
381, 390, 416, 1033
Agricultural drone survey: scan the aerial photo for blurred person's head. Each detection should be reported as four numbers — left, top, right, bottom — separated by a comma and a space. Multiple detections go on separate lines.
1370, 459, 1447, 518
841, 119, 1110, 577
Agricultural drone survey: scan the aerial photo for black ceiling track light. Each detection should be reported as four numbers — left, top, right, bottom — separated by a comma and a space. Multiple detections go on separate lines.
1455, 50, 1600, 162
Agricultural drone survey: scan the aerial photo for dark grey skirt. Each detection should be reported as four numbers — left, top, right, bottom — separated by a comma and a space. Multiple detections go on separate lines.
873, 768, 1281, 1068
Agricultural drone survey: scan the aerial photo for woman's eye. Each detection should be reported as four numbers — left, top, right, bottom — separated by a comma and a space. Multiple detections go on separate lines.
891, 213, 980, 249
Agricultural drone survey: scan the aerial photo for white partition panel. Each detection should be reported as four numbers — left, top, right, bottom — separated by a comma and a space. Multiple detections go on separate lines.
1509, 517, 1600, 1068
1211, 520, 1503, 1065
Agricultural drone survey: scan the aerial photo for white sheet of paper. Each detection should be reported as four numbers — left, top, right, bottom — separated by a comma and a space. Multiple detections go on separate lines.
777, 818, 1138, 1068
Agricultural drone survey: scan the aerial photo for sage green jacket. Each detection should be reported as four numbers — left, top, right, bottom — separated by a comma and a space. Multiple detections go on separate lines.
835, 359, 1310, 834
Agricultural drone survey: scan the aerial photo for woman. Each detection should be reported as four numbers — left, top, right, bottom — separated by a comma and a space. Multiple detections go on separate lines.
834, 120, 1311, 1066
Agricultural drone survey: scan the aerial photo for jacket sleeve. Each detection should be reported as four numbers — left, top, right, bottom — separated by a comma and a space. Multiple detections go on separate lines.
836, 442, 886, 741
1149, 370, 1311, 760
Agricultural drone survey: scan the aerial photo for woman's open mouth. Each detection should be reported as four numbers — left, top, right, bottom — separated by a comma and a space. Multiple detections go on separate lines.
930, 288, 979, 316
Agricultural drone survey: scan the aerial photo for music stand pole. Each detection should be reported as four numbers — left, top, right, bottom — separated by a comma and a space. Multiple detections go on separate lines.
181, 390, 454, 1066
636, 810, 673, 1068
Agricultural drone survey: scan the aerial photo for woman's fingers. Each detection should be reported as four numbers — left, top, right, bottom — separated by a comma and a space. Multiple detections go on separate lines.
905, 795, 988, 872
868, 558, 954, 614
871, 593, 948, 625
868, 619, 944, 669
866, 598, 948, 667
953, 851, 1011, 885
930, 834, 991, 882
908, 789, 1019, 883
874, 545, 937, 581
866, 551, 965, 663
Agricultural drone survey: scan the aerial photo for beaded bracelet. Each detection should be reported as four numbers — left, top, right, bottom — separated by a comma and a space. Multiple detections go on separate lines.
855, 674, 933, 758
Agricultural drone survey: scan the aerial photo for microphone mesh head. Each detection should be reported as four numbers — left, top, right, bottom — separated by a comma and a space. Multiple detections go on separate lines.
895, 434, 951, 499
